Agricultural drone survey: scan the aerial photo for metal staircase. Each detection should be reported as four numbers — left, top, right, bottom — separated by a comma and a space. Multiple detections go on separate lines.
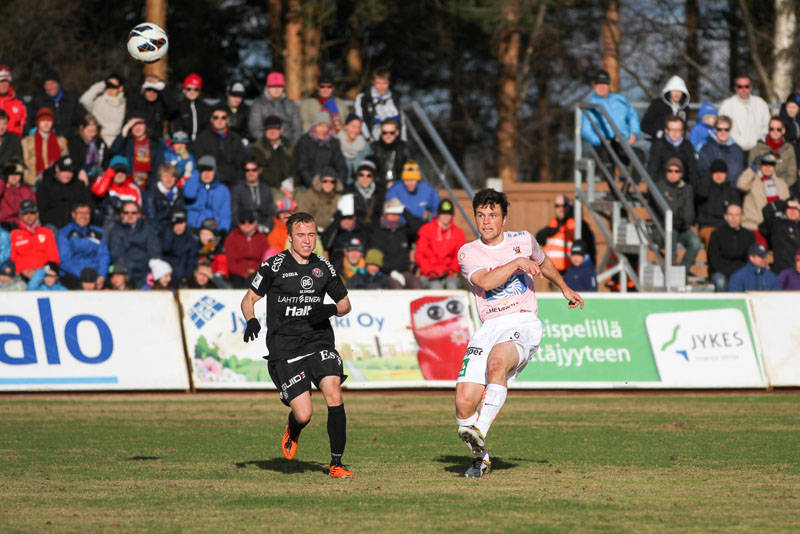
574, 103, 680, 292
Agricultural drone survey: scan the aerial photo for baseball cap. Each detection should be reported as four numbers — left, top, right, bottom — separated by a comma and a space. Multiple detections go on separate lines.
266, 72, 285, 87
571, 240, 588, 257
345, 237, 364, 252
710, 159, 728, 174
318, 72, 334, 85
438, 199, 454, 215
263, 115, 283, 130
197, 155, 216, 172
57, 156, 75, 172
760, 152, 779, 166
228, 82, 246, 97
19, 199, 37, 215
748, 243, 767, 258
183, 73, 203, 89
109, 155, 129, 173
43, 262, 59, 277
170, 130, 190, 144
239, 210, 259, 224
109, 264, 128, 276
384, 198, 405, 215
276, 198, 298, 214
594, 69, 611, 84
172, 208, 187, 224
80, 267, 98, 283
0, 259, 15, 277
0, 65, 11, 82
3, 162, 25, 177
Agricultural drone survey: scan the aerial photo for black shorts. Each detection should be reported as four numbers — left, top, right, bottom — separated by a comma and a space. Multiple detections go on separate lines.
267, 349, 347, 407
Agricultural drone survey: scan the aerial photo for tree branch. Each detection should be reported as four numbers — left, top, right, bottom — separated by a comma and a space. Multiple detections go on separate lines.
516, 1, 548, 108
737, 0, 775, 101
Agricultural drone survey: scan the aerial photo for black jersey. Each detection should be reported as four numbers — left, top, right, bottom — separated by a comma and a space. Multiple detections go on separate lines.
251, 250, 348, 360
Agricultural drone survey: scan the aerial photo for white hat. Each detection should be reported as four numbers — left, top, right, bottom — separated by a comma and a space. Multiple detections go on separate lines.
338, 194, 355, 217
384, 197, 405, 215
148, 258, 172, 281
280, 178, 294, 192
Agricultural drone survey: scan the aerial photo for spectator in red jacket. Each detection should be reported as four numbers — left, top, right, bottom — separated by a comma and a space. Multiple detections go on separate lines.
415, 198, 467, 289
0, 65, 27, 138
224, 210, 269, 288
10, 199, 59, 279
0, 162, 35, 228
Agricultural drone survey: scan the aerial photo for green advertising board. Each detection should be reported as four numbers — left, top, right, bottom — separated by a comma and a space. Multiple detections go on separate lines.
517, 295, 760, 386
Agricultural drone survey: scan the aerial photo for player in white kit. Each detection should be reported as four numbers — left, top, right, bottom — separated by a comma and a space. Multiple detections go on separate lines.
455, 188, 583, 477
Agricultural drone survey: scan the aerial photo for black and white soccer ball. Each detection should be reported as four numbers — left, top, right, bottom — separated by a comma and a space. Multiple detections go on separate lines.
127, 23, 169, 63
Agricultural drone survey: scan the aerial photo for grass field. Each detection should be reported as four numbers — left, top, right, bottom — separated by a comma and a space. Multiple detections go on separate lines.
1, 392, 798, 533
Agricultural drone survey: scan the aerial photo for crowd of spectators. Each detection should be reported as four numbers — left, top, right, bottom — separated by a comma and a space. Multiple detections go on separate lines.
582, 70, 800, 291
0, 63, 470, 292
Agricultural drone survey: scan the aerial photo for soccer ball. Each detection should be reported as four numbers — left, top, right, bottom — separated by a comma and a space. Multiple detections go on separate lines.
127, 23, 169, 63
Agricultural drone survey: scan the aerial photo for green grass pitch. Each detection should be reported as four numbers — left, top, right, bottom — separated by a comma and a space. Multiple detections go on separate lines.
1, 392, 798, 533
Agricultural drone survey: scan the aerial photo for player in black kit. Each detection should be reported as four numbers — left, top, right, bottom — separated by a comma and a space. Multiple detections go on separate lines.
241, 212, 354, 478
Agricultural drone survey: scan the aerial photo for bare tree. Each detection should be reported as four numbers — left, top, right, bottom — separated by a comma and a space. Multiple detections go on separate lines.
771, 0, 796, 102
285, 0, 303, 100
497, 0, 520, 185
268, 0, 284, 73
144, 0, 168, 81
602, 0, 620, 91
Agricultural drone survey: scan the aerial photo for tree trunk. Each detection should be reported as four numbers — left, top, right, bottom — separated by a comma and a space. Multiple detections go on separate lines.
536, 76, 552, 181
302, 4, 321, 99
602, 0, 620, 92
771, 0, 796, 103
143, 0, 167, 82
268, 0, 283, 73
685, 0, 700, 101
284, 0, 303, 100
344, 7, 364, 100
728, 0, 739, 87
497, 0, 520, 185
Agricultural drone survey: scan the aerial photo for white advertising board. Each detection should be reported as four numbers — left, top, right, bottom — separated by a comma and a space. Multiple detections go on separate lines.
748, 292, 800, 387
0, 292, 189, 391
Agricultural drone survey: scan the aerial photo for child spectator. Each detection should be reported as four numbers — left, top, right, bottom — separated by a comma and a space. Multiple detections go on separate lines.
347, 248, 393, 289
56, 202, 110, 289
183, 259, 223, 289
143, 163, 184, 232
0, 162, 35, 228
336, 237, 366, 285
26, 261, 67, 291
79, 267, 100, 290
248, 72, 302, 143
22, 108, 68, 186
183, 155, 232, 233
159, 208, 198, 287
0, 259, 26, 291
141, 258, 173, 290
563, 240, 597, 292
415, 199, 466, 289
162, 130, 197, 187
689, 103, 717, 152
172, 73, 211, 143
91, 155, 142, 234
110, 115, 164, 189
79, 74, 127, 147
68, 114, 109, 184
9, 199, 59, 279
106, 264, 130, 290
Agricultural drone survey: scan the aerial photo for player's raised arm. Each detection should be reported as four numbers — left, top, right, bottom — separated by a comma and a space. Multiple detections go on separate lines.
539, 256, 584, 309
470, 257, 541, 291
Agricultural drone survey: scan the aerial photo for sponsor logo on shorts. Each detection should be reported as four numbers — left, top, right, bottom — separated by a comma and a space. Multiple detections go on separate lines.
513, 332, 520, 339
319, 350, 342, 365
301, 276, 313, 289
312, 267, 323, 278
281, 371, 306, 391
458, 358, 469, 377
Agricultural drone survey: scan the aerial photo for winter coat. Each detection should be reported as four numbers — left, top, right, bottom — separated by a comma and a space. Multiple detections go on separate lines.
21, 133, 68, 186
346, 181, 385, 224
247, 92, 302, 143
125, 90, 179, 140
67, 135, 109, 181
26, 267, 67, 291
294, 131, 347, 188
182, 173, 232, 232
300, 95, 350, 133
728, 261, 779, 292
647, 135, 700, 185
0, 274, 26, 291
0, 180, 35, 226
370, 139, 412, 188
0, 227, 8, 263
354, 85, 404, 142
163, 144, 198, 186
718, 94, 771, 151
697, 138, 747, 187
143, 183, 185, 232
0, 131, 23, 167
0, 86, 27, 138
56, 221, 110, 278
337, 129, 371, 184
707, 224, 755, 278
580, 91, 642, 146
79, 81, 127, 146
172, 97, 211, 143
192, 128, 247, 188
641, 75, 690, 138
296, 175, 343, 231
564, 258, 598, 292
748, 139, 797, 187
109, 134, 165, 188
321, 216, 371, 268
415, 219, 467, 279
226, 102, 251, 142
777, 267, 800, 290
108, 218, 161, 285
759, 200, 800, 274
652, 177, 695, 232
231, 181, 275, 231
159, 227, 198, 283
737, 168, 790, 231
90, 168, 143, 234
688, 103, 718, 152
385, 180, 441, 222
347, 268, 393, 290
10, 223, 59, 273
694, 175, 741, 229
248, 136, 294, 189
35, 166, 92, 229
368, 209, 423, 273
26, 89, 86, 137
224, 228, 270, 279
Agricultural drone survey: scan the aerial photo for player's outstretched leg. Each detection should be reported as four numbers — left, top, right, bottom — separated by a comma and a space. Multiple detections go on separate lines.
282, 411, 308, 460
455, 383, 491, 477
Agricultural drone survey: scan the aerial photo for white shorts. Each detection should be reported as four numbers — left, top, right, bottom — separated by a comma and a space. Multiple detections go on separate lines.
456, 312, 543, 385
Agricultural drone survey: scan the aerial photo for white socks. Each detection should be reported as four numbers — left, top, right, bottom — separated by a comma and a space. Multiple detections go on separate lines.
456, 412, 479, 453
474, 384, 507, 438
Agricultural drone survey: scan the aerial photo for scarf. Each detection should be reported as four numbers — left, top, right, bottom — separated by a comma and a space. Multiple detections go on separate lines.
213, 125, 229, 139
666, 135, 683, 148
248, 183, 261, 208
765, 136, 784, 152
337, 129, 367, 160
157, 181, 178, 203
761, 174, 781, 203
355, 180, 376, 200
310, 129, 334, 144
20, 219, 41, 235
132, 137, 152, 188
51, 88, 64, 104
320, 97, 343, 132
34, 130, 61, 174
85, 141, 99, 176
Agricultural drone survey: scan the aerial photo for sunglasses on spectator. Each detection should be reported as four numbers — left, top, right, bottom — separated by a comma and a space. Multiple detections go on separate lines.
241, 219, 256, 224
715, 127, 730, 132
322, 179, 336, 184
554, 204, 567, 208
736, 84, 751, 89
319, 84, 333, 89
122, 210, 139, 215
357, 172, 373, 177
666, 168, 682, 174
212, 115, 228, 120
770, 127, 783, 132
184, 87, 200, 92
381, 130, 398, 136
245, 167, 259, 172
106, 83, 120, 89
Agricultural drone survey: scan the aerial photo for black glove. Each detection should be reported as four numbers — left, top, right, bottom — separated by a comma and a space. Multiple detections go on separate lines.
307, 304, 337, 325
243, 318, 261, 342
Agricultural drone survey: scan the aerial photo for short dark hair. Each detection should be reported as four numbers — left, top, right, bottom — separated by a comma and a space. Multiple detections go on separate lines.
119, 200, 140, 214
372, 67, 391, 80
472, 188, 509, 218
0, 110, 8, 121
381, 118, 400, 130
725, 202, 743, 214
286, 212, 316, 236
244, 156, 260, 168
664, 115, 684, 128
71, 201, 91, 213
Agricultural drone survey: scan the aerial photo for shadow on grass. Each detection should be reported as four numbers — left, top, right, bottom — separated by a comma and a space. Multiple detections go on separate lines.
235, 458, 327, 474
128, 456, 163, 461
435, 454, 529, 474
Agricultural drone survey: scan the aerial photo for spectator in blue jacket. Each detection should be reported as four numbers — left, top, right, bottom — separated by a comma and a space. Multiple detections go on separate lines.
563, 240, 597, 292
160, 208, 198, 286
143, 163, 184, 232
108, 200, 161, 287
183, 155, 232, 233
56, 202, 110, 289
728, 243, 779, 292
0, 225, 9, 263
689, 103, 718, 152
580, 69, 641, 168
697, 115, 746, 186
384, 161, 439, 222
27, 261, 67, 291
162, 130, 197, 187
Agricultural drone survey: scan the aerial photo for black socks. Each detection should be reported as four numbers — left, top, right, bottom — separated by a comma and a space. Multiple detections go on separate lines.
327, 404, 346, 465
288, 411, 308, 441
